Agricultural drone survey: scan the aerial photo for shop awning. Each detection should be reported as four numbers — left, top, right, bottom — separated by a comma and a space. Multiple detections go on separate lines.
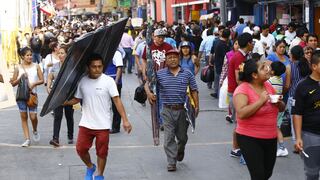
257, 0, 303, 4
171, 0, 210, 8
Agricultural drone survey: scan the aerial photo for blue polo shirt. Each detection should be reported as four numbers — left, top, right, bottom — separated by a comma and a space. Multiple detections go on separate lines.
157, 67, 198, 105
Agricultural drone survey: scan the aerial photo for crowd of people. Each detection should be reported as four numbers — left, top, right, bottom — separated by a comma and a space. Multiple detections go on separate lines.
8, 14, 320, 180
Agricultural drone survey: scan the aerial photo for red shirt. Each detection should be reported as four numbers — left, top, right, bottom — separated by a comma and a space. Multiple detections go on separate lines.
142, 42, 173, 72
234, 82, 278, 139
227, 51, 246, 93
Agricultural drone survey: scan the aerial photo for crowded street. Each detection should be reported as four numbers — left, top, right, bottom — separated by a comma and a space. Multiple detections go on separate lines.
1, 0, 320, 180
0, 72, 305, 180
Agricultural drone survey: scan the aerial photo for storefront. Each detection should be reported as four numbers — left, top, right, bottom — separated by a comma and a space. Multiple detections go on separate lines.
171, 0, 217, 23
226, 0, 255, 25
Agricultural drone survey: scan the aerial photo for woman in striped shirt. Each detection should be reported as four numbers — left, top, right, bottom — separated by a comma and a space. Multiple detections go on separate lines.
287, 45, 311, 142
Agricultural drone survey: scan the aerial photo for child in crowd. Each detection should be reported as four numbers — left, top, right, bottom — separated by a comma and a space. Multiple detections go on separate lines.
268, 61, 288, 157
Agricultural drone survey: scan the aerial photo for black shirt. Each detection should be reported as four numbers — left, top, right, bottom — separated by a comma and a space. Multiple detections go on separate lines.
292, 76, 320, 135
211, 39, 230, 74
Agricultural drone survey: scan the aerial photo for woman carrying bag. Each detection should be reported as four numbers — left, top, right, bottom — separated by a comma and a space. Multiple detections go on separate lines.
10, 47, 44, 147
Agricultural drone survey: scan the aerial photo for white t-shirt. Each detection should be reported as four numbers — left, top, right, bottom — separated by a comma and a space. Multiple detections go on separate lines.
113, 51, 123, 67
285, 30, 296, 43
75, 74, 119, 130
253, 39, 265, 56
260, 33, 275, 55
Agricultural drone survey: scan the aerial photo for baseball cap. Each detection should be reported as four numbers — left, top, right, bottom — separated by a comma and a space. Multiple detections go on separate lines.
180, 41, 191, 47
165, 49, 179, 56
154, 28, 167, 36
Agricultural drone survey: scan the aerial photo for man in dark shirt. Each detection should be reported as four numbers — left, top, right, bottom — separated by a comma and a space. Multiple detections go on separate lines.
209, 29, 231, 98
292, 52, 320, 180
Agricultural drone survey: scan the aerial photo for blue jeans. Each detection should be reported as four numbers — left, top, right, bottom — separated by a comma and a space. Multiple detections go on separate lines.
32, 53, 41, 64
123, 48, 133, 73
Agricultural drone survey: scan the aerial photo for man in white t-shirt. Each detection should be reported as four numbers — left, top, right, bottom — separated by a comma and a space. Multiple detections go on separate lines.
260, 24, 275, 56
285, 22, 296, 44
64, 53, 132, 180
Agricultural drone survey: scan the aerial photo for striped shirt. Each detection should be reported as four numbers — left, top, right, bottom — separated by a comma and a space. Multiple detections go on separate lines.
157, 67, 198, 104
288, 61, 304, 97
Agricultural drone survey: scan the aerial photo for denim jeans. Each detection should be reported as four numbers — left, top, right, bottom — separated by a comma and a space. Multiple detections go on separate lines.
123, 48, 133, 73
286, 97, 295, 141
32, 53, 41, 64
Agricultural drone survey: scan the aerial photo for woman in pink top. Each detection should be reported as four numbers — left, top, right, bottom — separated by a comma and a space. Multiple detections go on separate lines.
233, 59, 285, 180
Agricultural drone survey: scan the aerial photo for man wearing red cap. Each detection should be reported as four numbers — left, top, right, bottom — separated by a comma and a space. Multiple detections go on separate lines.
153, 49, 199, 171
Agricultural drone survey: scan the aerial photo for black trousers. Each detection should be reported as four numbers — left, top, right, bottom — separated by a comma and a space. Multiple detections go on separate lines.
236, 133, 277, 180
53, 105, 74, 140
112, 84, 122, 131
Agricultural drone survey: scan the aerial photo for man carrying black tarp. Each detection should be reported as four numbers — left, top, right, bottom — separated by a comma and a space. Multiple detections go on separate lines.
63, 53, 132, 180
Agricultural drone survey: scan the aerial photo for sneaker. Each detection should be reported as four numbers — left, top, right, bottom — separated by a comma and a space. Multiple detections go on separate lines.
68, 139, 74, 144
85, 164, 96, 180
167, 164, 176, 172
230, 149, 241, 158
277, 148, 289, 157
225, 115, 233, 123
21, 139, 31, 147
32, 131, 40, 142
239, 155, 246, 165
94, 175, 104, 180
49, 139, 60, 147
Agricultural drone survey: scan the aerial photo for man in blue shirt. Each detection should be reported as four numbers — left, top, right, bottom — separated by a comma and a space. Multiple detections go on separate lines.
155, 49, 199, 172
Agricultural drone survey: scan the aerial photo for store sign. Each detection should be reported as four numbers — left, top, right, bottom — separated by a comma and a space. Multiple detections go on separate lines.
120, 0, 131, 7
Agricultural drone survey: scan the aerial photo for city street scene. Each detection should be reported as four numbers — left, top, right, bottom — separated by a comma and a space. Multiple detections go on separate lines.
0, 0, 320, 180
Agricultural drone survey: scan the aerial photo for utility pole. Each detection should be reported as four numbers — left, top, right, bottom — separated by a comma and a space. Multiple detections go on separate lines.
67, 0, 71, 21
220, 0, 227, 24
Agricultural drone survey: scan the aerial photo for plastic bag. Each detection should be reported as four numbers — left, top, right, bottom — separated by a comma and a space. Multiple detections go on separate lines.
16, 75, 30, 101
218, 78, 229, 108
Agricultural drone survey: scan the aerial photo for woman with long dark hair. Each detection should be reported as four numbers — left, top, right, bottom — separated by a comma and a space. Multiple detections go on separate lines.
179, 41, 199, 75
287, 45, 311, 143
10, 47, 44, 147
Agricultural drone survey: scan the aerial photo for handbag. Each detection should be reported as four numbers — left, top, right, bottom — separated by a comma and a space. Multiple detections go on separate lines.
27, 92, 38, 108
200, 65, 214, 83
16, 74, 30, 101
134, 84, 147, 104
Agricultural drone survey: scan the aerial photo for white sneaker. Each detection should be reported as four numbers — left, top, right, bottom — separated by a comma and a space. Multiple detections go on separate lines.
277, 148, 289, 157
21, 139, 31, 147
32, 131, 40, 142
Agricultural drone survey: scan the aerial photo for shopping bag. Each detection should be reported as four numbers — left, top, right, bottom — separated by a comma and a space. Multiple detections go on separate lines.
218, 78, 229, 108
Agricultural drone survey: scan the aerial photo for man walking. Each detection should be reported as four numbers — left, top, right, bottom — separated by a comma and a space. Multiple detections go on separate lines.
64, 53, 132, 180
154, 49, 199, 171
292, 52, 320, 180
